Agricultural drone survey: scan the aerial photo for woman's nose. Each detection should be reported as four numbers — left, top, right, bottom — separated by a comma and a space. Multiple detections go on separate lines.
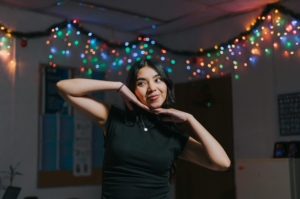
147, 82, 156, 92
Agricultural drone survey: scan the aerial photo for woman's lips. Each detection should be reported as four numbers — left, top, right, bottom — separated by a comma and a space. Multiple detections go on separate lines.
148, 95, 159, 100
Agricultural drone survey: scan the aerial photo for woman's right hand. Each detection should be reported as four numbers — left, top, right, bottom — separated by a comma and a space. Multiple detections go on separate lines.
118, 84, 149, 111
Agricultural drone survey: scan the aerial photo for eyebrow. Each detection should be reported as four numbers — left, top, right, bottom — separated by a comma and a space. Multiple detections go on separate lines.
136, 74, 161, 81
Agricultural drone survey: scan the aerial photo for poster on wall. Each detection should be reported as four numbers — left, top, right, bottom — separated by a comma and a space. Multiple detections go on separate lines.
38, 64, 105, 186
278, 92, 300, 136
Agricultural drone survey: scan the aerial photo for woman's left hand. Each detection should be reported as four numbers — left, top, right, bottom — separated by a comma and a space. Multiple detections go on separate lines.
151, 108, 191, 123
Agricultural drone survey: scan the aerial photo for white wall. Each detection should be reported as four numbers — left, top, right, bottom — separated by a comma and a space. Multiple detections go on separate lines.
1, 2, 300, 199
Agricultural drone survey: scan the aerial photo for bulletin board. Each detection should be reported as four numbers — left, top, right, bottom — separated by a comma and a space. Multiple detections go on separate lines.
38, 64, 105, 187
278, 92, 300, 136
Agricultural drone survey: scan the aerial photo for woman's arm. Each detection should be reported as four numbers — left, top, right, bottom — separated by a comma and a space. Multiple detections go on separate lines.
56, 78, 148, 134
56, 79, 122, 133
179, 114, 231, 171
153, 108, 231, 171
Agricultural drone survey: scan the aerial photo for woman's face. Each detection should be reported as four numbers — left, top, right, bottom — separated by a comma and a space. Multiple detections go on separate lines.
134, 66, 167, 109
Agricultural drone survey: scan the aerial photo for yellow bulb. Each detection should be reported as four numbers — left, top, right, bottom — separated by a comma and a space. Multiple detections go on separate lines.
212, 68, 216, 72
200, 62, 204, 66
234, 66, 238, 69
256, 43, 259, 46
271, 31, 274, 34
199, 48, 203, 52
208, 64, 211, 68
275, 10, 278, 13
232, 44, 235, 48
214, 45, 218, 49
291, 51, 294, 54
1, 27, 4, 30
277, 33, 280, 36
261, 26, 265, 29
284, 32, 287, 35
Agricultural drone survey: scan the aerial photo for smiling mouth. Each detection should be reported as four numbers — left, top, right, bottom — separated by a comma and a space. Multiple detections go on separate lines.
148, 95, 159, 100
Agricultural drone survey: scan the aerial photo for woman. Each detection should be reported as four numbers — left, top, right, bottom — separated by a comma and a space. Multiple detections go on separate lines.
56, 59, 230, 199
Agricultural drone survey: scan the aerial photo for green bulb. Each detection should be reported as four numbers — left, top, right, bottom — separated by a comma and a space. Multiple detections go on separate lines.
74, 40, 79, 45
62, 50, 65, 55
235, 74, 239, 79
149, 49, 153, 53
207, 53, 211, 57
125, 47, 130, 53
100, 63, 106, 68
147, 55, 151, 59
219, 64, 223, 69
144, 44, 148, 48
171, 60, 176, 64
83, 59, 87, 64
57, 31, 63, 37
167, 68, 173, 73
126, 65, 131, 70
49, 55, 53, 59
136, 57, 141, 61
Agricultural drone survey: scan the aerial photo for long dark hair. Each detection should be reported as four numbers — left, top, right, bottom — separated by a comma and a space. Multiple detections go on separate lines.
125, 59, 179, 183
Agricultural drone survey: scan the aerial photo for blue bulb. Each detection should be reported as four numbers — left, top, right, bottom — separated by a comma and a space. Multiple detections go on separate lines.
125, 42, 129, 46
88, 32, 92, 36
77, 31, 80, 35
151, 41, 155, 44
186, 66, 191, 70
51, 48, 56, 53
152, 25, 156, 29
67, 24, 71, 28
81, 54, 85, 58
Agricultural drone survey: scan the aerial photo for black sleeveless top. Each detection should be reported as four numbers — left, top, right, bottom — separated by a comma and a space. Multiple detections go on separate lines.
101, 105, 189, 199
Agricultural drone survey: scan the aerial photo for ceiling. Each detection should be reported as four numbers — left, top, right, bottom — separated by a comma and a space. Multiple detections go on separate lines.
0, 0, 287, 36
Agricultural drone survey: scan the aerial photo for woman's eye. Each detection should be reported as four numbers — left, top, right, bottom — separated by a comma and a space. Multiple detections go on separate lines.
137, 82, 146, 86
155, 78, 162, 82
